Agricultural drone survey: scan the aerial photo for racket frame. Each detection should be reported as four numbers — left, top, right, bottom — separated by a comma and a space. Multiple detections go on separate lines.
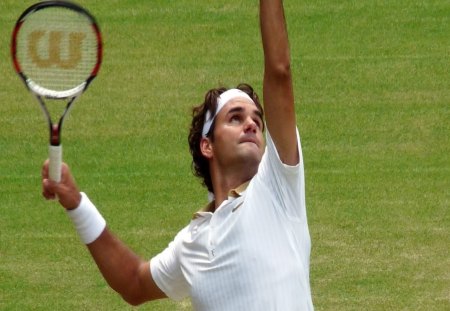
11, 0, 102, 182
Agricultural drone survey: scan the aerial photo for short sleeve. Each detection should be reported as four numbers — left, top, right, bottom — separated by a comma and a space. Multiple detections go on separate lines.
256, 128, 307, 221
150, 227, 190, 301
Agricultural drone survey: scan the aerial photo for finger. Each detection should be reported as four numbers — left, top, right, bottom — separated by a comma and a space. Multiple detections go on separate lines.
42, 160, 53, 199
42, 178, 56, 200
41, 159, 50, 180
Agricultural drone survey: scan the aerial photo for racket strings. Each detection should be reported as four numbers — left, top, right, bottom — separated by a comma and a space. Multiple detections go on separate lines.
15, 7, 99, 93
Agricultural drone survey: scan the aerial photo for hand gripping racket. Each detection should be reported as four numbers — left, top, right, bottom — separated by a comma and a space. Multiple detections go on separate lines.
11, 1, 102, 182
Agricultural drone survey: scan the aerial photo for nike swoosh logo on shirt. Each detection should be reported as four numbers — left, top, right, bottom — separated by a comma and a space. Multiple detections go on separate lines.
231, 202, 243, 213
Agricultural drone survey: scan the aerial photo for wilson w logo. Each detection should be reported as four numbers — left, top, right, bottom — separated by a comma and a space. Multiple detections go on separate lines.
28, 30, 86, 69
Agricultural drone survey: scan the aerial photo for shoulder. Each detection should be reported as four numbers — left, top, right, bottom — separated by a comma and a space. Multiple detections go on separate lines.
262, 127, 303, 172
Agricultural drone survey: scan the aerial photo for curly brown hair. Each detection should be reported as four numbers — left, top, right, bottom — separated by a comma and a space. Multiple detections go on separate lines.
188, 83, 264, 194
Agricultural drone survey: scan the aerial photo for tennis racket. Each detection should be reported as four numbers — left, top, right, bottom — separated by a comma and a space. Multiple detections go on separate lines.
11, 1, 102, 182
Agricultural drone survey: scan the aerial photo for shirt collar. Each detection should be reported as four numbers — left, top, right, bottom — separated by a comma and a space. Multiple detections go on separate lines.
193, 181, 250, 219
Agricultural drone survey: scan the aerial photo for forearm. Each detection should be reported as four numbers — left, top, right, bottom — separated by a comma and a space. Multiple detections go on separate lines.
87, 228, 150, 305
260, 0, 291, 76
66, 193, 164, 305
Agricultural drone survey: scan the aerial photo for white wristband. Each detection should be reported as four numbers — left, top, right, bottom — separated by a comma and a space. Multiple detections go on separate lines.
67, 192, 106, 244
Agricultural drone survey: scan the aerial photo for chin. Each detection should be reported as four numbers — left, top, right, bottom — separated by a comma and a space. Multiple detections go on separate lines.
239, 151, 263, 169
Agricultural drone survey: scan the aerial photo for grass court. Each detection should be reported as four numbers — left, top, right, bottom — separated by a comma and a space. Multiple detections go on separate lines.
0, 1, 448, 310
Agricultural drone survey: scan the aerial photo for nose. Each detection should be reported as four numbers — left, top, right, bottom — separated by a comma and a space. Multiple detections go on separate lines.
243, 117, 258, 133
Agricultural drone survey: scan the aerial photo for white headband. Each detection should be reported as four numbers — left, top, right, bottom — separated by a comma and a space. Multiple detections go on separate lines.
202, 89, 255, 137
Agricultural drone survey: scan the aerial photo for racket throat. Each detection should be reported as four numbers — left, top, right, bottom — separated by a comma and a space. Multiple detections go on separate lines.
50, 124, 61, 146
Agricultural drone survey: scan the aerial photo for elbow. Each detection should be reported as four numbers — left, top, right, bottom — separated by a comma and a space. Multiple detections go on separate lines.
266, 60, 292, 81
115, 279, 149, 306
122, 292, 147, 307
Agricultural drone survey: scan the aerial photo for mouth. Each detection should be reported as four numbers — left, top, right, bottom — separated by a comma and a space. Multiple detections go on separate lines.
240, 137, 259, 146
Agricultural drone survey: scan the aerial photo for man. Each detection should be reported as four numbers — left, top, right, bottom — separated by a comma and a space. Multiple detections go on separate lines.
42, 0, 314, 310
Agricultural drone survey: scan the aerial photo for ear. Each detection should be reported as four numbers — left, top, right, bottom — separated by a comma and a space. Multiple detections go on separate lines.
200, 137, 213, 159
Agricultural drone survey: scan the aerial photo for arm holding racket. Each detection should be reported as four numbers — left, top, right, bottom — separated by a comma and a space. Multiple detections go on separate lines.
41, 161, 166, 304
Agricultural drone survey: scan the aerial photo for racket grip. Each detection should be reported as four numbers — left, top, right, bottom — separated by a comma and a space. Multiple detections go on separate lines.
49, 145, 62, 183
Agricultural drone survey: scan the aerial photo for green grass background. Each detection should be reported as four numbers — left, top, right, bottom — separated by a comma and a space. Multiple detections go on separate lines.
1, 0, 448, 310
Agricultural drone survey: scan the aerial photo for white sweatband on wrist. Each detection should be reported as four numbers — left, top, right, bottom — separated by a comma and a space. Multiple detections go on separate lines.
67, 192, 106, 244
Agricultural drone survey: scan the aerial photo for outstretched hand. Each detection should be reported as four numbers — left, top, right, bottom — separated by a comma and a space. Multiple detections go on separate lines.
42, 160, 81, 210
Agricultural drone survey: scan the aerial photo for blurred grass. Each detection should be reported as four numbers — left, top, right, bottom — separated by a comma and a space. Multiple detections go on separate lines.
1, 0, 449, 310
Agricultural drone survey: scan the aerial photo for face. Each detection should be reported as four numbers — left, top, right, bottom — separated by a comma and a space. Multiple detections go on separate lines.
203, 98, 265, 171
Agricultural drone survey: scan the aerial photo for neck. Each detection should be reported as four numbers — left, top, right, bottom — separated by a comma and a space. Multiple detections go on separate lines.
209, 163, 257, 208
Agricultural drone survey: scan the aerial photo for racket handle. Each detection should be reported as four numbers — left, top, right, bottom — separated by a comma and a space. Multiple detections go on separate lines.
49, 145, 62, 183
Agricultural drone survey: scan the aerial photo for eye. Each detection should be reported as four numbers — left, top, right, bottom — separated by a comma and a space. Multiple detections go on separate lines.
230, 115, 241, 124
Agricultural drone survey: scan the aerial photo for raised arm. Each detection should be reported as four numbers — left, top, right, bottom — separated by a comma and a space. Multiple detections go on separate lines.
260, 0, 299, 165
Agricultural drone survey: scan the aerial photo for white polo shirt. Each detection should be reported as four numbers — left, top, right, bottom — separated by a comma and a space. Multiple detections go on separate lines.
150, 129, 313, 310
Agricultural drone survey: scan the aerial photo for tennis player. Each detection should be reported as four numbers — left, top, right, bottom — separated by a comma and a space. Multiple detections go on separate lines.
42, 0, 314, 309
